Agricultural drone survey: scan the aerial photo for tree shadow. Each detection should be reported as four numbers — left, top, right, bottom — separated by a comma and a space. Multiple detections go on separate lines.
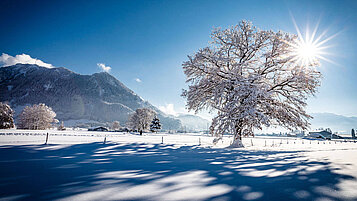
0, 142, 355, 200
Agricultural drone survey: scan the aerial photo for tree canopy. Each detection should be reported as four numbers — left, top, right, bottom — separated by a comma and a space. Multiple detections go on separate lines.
182, 21, 321, 147
18, 103, 57, 130
127, 108, 156, 134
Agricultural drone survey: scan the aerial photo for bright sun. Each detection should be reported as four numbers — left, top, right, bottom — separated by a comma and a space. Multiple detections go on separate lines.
288, 16, 337, 66
294, 40, 320, 65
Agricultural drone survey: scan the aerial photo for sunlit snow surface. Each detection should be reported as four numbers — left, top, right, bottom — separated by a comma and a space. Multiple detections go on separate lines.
0, 130, 357, 201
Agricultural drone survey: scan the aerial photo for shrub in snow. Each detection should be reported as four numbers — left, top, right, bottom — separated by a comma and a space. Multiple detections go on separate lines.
0, 102, 15, 129
127, 108, 156, 135
18, 103, 58, 130
150, 116, 161, 133
182, 20, 321, 148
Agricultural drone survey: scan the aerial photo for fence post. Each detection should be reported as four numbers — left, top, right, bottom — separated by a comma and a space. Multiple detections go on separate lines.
103, 136, 106, 144
251, 139, 253, 146
265, 140, 266, 147
45, 132, 49, 145
161, 136, 163, 144
199, 138, 201, 145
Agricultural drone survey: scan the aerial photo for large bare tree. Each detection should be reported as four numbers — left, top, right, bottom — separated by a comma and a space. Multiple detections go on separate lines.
182, 21, 321, 147
127, 108, 156, 135
18, 103, 57, 130
111, 121, 121, 131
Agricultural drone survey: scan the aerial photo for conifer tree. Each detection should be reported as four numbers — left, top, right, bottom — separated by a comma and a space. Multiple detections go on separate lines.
352, 128, 355, 139
150, 116, 161, 133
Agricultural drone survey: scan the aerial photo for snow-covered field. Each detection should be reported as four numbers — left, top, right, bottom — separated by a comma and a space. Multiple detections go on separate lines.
1, 130, 357, 200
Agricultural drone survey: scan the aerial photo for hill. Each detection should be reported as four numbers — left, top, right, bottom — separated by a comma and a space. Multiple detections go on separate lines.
0, 64, 181, 129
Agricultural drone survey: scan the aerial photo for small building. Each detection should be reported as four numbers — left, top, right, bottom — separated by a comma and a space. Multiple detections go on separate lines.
88, 126, 108, 131
309, 130, 343, 140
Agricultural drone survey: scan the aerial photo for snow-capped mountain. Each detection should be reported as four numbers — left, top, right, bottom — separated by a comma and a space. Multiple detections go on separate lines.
176, 114, 211, 131
0, 64, 181, 129
310, 113, 357, 134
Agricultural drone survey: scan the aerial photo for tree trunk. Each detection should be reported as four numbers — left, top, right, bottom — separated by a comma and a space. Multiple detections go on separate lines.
140, 130, 142, 135
229, 137, 244, 148
229, 126, 244, 148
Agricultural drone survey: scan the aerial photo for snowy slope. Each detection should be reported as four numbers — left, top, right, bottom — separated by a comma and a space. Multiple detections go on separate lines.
310, 113, 357, 133
0, 64, 181, 129
176, 114, 211, 131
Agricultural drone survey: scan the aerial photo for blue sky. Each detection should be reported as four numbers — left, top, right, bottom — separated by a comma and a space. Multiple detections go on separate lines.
1, 0, 357, 119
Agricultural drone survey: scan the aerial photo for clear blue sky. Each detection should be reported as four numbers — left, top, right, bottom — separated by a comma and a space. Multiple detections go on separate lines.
1, 0, 357, 118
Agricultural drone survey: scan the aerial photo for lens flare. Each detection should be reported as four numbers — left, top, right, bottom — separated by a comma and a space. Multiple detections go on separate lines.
288, 16, 338, 67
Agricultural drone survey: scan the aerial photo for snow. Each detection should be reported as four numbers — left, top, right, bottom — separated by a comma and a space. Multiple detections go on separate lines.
101, 100, 133, 111
7, 85, 13, 91
43, 82, 53, 90
0, 130, 357, 200
99, 87, 104, 96
20, 91, 29, 99
62, 119, 100, 127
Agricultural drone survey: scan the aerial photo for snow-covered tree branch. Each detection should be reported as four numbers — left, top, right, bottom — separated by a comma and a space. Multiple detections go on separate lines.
182, 20, 321, 147
0, 102, 15, 129
18, 103, 58, 130
127, 108, 156, 135
111, 121, 121, 131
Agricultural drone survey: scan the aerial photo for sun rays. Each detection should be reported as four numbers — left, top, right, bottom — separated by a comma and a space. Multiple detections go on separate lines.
289, 16, 339, 67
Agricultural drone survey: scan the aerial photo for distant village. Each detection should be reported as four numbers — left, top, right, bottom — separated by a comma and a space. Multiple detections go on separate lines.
258, 128, 357, 140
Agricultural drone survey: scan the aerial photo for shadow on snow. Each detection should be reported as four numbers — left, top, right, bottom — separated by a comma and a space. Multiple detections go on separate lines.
0, 142, 355, 201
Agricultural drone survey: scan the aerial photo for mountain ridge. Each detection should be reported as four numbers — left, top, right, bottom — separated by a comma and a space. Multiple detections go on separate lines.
0, 64, 181, 129
310, 112, 357, 133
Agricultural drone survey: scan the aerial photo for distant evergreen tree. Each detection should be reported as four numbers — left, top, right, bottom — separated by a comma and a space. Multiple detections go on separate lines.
352, 128, 356, 139
150, 116, 161, 133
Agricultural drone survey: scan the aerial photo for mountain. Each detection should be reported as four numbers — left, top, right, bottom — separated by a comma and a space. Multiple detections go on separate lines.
310, 113, 357, 134
0, 64, 181, 129
175, 114, 211, 131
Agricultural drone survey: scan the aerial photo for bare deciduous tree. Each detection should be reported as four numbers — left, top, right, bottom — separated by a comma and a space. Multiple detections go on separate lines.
112, 121, 120, 131
0, 102, 15, 129
18, 103, 57, 130
182, 20, 321, 147
127, 108, 156, 135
